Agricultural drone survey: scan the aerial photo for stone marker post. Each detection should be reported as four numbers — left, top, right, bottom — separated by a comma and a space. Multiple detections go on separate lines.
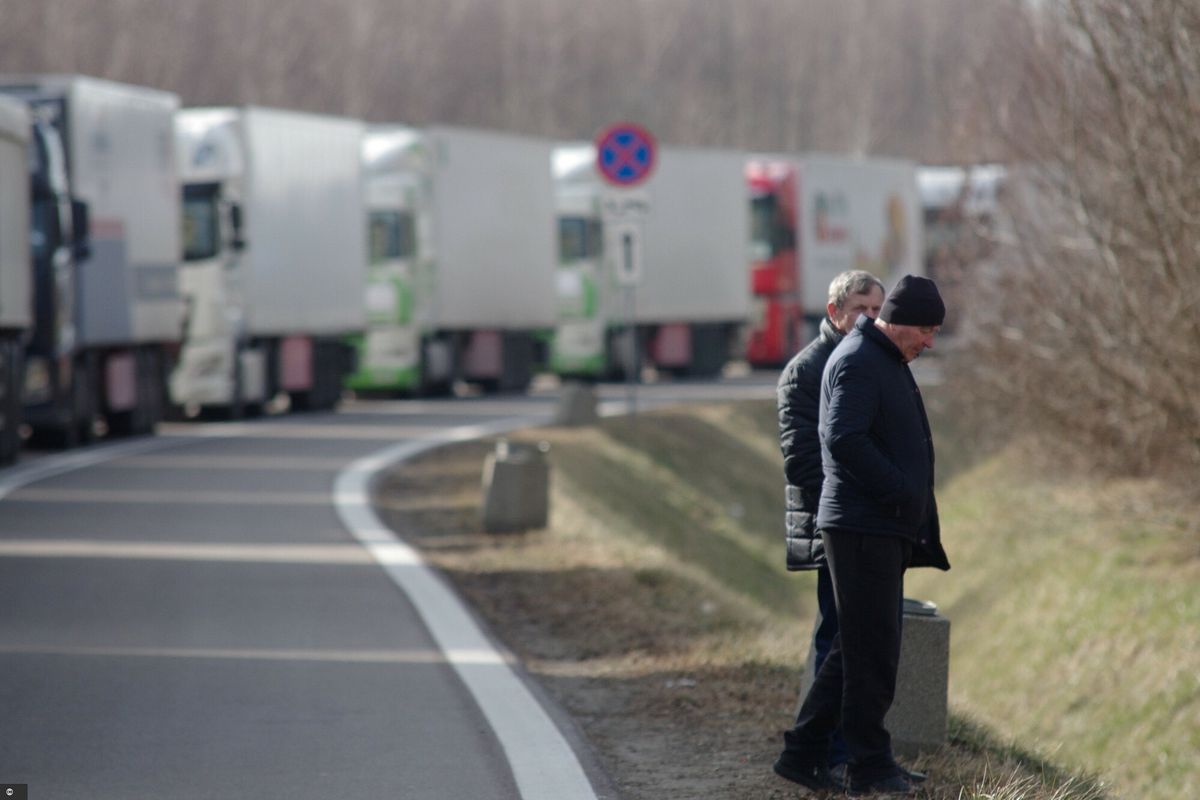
554, 382, 599, 426
481, 439, 550, 533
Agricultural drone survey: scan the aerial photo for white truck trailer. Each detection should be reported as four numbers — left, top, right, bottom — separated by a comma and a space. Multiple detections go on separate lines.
550, 144, 750, 379
172, 107, 366, 415
799, 156, 923, 309
746, 154, 924, 364
346, 125, 557, 395
0, 75, 182, 445
0, 95, 31, 464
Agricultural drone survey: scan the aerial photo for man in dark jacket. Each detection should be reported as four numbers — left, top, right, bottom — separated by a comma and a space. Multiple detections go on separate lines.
776, 270, 884, 776
773, 275, 951, 797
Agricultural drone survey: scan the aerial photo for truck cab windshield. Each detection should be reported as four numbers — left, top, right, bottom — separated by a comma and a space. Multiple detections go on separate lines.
558, 216, 602, 262
750, 194, 792, 261
182, 183, 220, 262
369, 210, 416, 264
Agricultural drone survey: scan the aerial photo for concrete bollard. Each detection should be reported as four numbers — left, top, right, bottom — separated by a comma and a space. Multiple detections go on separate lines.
800, 597, 950, 757
886, 598, 950, 756
481, 439, 550, 533
554, 382, 598, 427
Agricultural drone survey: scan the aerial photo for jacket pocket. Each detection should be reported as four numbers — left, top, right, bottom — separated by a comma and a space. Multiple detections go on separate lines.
897, 482, 929, 527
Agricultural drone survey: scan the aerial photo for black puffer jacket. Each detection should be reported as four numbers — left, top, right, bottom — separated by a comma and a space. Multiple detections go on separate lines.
817, 315, 950, 570
777, 317, 843, 571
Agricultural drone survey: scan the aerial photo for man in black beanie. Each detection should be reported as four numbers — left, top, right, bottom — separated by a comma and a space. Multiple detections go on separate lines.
773, 274, 951, 797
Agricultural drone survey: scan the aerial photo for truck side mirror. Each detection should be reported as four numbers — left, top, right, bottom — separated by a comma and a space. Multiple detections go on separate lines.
229, 203, 246, 251
71, 199, 92, 261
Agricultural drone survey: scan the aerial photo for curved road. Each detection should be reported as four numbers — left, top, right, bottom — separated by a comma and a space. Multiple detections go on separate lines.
0, 378, 772, 798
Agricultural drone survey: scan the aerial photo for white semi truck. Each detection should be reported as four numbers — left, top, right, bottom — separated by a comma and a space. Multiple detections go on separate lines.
0, 75, 182, 445
172, 107, 366, 415
346, 126, 557, 395
550, 144, 750, 379
0, 95, 31, 464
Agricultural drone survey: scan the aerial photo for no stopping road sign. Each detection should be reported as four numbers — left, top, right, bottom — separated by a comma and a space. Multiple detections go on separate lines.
595, 123, 657, 187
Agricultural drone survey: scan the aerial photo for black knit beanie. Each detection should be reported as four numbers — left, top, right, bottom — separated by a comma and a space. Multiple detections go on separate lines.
879, 275, 945, 327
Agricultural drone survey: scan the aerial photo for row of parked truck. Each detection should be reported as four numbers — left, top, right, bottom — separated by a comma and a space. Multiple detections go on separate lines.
0, 73, 994, 465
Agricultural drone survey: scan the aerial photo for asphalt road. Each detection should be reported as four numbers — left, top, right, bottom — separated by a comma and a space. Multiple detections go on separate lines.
0, 376, 775, 799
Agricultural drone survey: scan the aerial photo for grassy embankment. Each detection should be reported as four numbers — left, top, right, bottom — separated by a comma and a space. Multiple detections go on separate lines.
375, 396, 1197, 799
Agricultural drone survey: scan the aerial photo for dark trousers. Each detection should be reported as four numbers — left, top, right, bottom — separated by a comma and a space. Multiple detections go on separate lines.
784, 530, 910, 784
812, 566, 849, 766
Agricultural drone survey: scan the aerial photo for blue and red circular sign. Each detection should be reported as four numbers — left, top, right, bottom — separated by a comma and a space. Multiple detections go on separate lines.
595, 122, 657, 187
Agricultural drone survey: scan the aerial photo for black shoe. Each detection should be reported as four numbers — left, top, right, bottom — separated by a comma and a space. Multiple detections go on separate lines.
900, 766, 927, 785
773, 753, 832, 792
829, 763, 849, 791
847, 773, 916, 797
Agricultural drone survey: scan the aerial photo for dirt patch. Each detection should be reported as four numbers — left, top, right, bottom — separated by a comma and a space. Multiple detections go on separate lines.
373, 435, 817, 799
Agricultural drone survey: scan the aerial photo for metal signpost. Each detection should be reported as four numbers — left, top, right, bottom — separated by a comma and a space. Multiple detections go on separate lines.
595, 122, 656, 417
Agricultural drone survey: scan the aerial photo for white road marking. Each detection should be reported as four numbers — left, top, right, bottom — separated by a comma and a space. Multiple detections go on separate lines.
0, 437, 182, 502
334, 418, 601, 800
2, 410, 601, 800
0, 642, 463, 664
6, 487, 335, 506
0, 539, 378, 564
163, 422, 459, 440
110, 454, 357, 470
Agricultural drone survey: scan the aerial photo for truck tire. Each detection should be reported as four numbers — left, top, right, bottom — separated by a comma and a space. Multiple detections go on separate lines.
417, 337, 455, 397
107, 348, 163, 437
0, 337, 22, 465
604, 327, 642, 382
683, 323, 732, 378
60, 353, 98, 448
476, 333, 536, 395
499, 332, 535, 394
25, 353, 97, 450
289, 339, 347, 413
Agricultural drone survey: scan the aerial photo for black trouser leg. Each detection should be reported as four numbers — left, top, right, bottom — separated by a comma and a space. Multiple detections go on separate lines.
812, 567, 849, 766
783, 530, 908, 783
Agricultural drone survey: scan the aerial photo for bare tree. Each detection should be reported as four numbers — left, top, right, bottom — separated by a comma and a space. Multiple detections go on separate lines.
951, 0, 1200, 479
0, 0, 1027, 160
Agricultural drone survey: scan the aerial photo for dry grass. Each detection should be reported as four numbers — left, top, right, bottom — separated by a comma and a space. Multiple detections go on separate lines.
369, 401, 1188, 799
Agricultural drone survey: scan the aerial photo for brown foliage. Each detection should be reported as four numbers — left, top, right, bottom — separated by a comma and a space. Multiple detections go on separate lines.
949, 0, 1200, 479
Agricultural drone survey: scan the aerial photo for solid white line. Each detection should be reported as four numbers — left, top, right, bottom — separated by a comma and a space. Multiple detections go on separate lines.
0, 539, 377, 564
0, 642, 455, 664
333, 418, 600, 800
0, 437, 184, 502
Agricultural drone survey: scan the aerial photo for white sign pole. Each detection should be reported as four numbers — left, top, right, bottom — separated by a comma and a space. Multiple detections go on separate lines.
621, 226, 639, 416
603, 207, 647, 417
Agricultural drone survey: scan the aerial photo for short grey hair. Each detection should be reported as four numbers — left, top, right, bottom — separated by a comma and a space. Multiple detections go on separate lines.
827, 270, 885, 310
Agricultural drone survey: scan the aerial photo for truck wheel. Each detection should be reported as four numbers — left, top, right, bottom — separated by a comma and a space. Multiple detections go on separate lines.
136, 348, 164, 433
683, 324, 732, 378
30, 354, 96, 450
417, 338, 454, 397
107, 349, 162, 437
289, 340, 346, 413
499, 332, 535, 394
72, 353, 98, 445
604, 328, 641, 382
0, 338, 22, 465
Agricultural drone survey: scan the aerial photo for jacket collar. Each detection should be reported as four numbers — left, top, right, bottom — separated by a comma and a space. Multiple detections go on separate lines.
855, 315, 906, 362
819, 316, 844, 346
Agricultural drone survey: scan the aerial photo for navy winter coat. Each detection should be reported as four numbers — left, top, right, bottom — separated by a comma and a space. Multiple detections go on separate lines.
777, 317, 843, 570
817, 315, 950, 571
